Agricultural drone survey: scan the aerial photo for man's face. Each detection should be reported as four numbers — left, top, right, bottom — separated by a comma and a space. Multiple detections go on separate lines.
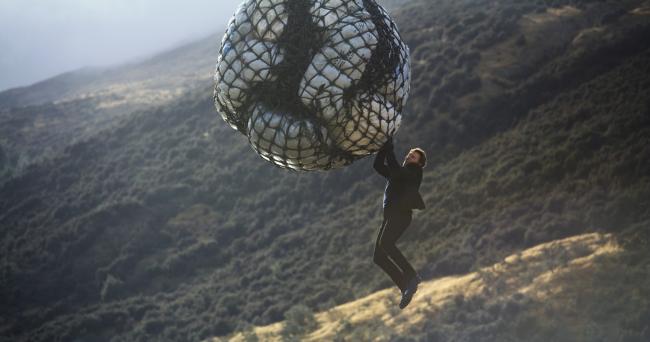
403, 150, 422, 167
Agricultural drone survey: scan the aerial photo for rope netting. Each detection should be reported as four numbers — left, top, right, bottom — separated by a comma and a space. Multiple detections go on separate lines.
214, 0, 410, 171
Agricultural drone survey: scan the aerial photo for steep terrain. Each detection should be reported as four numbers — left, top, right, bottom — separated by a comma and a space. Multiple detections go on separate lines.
217, 233, 650, 341
0, 33, 220, 183
1, 0, 650, 341
0, 33, 220, 110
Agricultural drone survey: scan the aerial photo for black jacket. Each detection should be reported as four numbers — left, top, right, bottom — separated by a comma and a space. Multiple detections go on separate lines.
374, 144, 425, 211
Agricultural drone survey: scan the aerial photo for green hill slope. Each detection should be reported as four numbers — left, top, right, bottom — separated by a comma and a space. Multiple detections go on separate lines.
217, 233, 650, 341
0, 34, 221, 183
0, 33, 221, 111
1, 0, 649, 341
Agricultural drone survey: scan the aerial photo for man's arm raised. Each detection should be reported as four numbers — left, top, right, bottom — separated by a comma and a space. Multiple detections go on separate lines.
373, 139, 391, 178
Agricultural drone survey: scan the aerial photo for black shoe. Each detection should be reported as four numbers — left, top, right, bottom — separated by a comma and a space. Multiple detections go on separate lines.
399, 275, 421, 309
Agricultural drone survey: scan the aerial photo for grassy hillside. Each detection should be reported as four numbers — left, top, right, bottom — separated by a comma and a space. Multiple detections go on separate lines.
0, 34, 220, 184
0, 33, 221, 111
1, 0, 649, 341
217, 233, 650, 341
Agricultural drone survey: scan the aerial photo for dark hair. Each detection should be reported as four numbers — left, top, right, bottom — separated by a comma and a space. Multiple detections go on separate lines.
410, 148, 427, 168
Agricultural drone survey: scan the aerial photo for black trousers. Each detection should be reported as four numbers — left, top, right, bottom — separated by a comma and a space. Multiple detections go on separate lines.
373, 206, 416, 292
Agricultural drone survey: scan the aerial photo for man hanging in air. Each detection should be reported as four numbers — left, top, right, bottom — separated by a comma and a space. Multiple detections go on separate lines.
373, 137, 426, 309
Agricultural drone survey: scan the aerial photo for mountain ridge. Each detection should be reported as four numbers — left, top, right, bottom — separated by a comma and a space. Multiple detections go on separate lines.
0, 32, 220, 111
216, 233, 633, 341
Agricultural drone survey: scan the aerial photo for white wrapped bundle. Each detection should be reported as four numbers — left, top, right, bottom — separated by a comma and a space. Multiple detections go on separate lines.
214, 0, 410, 171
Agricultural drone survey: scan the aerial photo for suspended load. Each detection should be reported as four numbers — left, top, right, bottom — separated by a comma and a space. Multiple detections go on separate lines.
214, 0, 411, 171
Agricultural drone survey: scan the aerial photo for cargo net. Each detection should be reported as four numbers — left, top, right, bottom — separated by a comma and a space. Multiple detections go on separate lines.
214, 0, 410, 171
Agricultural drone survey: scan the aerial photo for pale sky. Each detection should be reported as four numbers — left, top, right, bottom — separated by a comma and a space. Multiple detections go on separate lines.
0, 0, 242, 91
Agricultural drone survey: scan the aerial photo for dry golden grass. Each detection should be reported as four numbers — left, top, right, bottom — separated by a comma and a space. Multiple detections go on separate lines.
211, 233, 620, 341
53, 73, 210, 110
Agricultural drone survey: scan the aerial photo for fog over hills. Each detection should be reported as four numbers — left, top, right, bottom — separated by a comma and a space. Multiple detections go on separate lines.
0, 32, 221, 110
0, 0, 243, 92
1, 0, 649, 341
0, 32, 222, 182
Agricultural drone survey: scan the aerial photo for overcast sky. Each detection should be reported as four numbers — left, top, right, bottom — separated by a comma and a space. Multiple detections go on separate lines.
0, 0, 242, 91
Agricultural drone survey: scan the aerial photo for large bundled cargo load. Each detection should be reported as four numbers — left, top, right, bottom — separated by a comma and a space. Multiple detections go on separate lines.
214, 0, 411, 171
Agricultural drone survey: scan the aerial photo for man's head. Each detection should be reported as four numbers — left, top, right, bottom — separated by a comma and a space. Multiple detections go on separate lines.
403, 148, 427, 168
